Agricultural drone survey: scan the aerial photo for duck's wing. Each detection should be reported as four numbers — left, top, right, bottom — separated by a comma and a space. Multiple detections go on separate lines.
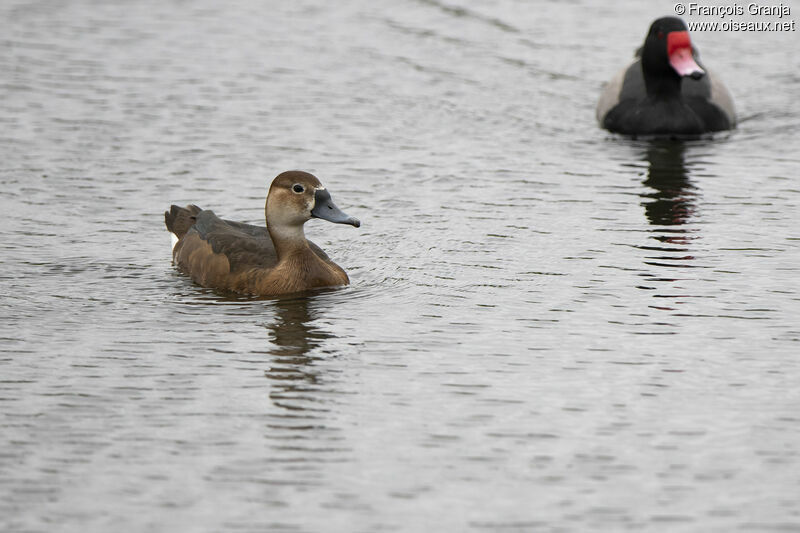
218, 219, 270, 238
597, 59, 642, 124
705, 70, 735, 127
682, 64, 736, 128
220, 218, 333, 263
173, 210, 332, 273
185, 211, 278, 273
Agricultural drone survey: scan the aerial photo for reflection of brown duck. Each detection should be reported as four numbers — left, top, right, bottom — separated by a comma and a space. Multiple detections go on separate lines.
641, 141, 695, 228
267, 296, 329, 357
264, 297, 333, 409
165, 171, 360, 296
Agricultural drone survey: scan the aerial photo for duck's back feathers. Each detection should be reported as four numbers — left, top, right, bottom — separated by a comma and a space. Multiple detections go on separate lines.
189, 210, 278, 273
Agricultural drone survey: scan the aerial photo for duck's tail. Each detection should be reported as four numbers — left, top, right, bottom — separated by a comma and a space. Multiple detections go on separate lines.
165, 204, 202, 239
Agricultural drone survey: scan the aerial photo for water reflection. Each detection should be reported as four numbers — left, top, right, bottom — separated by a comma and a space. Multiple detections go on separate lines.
641, 140, 697, 228
263, 295, 333, 411
265, 295, 332, 358
640, 140, 700, 264
259, 296, 350, 500
637, 141, 700, 307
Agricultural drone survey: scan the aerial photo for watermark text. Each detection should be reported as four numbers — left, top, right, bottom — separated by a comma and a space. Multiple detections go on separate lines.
674, 2, 795, 31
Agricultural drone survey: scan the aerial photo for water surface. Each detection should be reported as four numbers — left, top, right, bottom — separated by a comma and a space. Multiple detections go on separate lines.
1, 0, 799, 531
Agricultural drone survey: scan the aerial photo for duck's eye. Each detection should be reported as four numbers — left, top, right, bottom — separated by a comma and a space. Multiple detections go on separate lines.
657, 30, 664, 40
292, 184, 305, 194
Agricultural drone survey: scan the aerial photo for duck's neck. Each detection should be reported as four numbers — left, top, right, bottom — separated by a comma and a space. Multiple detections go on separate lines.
268, 222, 311, 262
641, 43, 683, 99
644, 69, 683, 98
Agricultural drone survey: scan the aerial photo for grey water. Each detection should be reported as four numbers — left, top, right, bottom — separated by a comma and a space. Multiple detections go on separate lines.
1, 0, 799, 531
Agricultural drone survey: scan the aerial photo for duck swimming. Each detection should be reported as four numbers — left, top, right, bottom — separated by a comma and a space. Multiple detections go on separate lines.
165, 171, 360, 296
596, 16, 736, 136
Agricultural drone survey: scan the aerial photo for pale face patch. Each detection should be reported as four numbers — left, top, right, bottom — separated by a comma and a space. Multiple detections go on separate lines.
308, 186, 325, 212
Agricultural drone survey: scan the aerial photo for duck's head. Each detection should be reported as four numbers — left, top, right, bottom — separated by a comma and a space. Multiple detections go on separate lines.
266, 170, 361, 231
642, 17, 704, 80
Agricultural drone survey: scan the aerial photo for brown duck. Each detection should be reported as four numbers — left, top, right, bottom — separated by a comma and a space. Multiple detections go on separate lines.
165, 171, 360, 296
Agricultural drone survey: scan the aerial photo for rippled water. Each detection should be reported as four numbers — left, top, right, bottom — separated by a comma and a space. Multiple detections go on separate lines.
2, 0, 799, 531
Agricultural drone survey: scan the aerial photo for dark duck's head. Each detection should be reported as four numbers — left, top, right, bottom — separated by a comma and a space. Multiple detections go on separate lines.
641, 17, 704, 94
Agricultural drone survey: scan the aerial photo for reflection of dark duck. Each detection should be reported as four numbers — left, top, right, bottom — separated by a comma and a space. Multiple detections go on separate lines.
642, 141, 696, 226
597, 17, 735, 135
165, 171, 360, 296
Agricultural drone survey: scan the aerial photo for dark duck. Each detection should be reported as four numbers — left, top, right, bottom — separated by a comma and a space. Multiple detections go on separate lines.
597, 16, 736, 136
